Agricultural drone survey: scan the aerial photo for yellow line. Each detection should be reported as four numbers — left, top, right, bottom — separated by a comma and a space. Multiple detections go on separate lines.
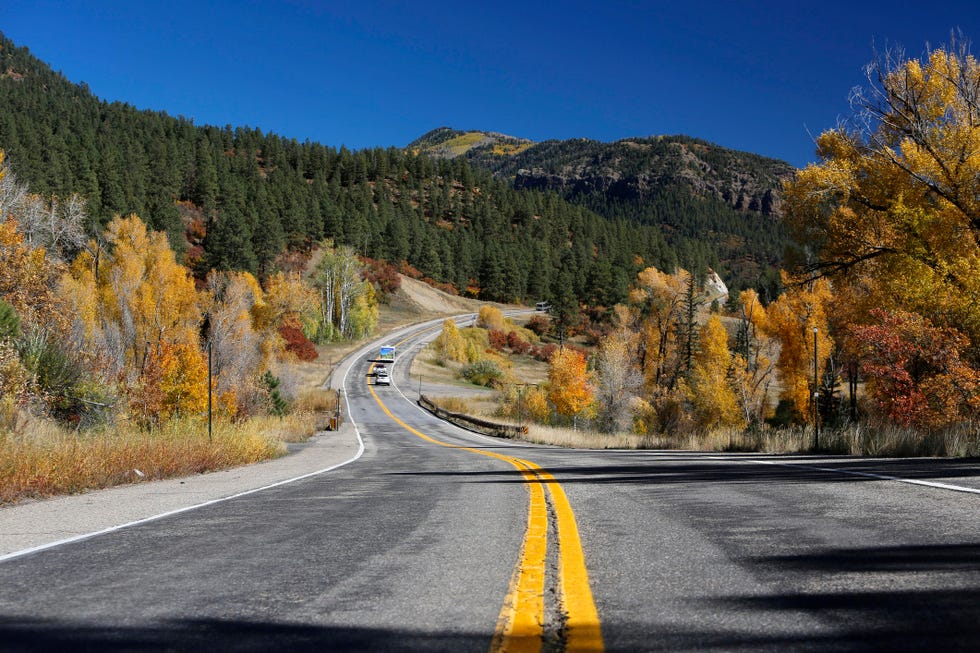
490, 461, 548, 653
366, 348, 602, 652
367, 383, 546, 649
525, 464, 604, 652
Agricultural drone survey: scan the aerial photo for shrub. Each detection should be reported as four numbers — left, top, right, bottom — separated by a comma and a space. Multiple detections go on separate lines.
359, 257, 401, 301
477, 305, 506, 331
262, 371, 289, 416
506, 330, 534, 355
531, 343, 558, 362
18, 330, 88, 423
488, 329, 508, 351
0, 299, 20, 340
279, 324, 318, 361
525, 314, 550, 337
461, 360, 504, 388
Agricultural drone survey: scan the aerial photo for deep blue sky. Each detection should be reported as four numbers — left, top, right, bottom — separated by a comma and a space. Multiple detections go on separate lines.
5, 1, 980, 167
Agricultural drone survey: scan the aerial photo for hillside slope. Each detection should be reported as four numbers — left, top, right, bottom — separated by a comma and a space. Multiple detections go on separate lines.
412, 128, 795, 295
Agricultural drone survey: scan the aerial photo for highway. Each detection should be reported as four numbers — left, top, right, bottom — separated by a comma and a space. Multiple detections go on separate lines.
0, 318, 978, 652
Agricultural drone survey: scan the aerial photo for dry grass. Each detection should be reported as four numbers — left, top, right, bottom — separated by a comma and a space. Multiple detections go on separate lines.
0, 415, 286, 504
522, 424, 671, 450
516, 421, 980, 457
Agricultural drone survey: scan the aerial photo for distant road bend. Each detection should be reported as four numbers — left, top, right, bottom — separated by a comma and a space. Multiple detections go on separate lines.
0, 315, 978, 652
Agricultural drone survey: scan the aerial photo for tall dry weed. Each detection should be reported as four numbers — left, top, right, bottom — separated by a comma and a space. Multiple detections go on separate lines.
521, 420, 979, 457
0, 416, 285, 504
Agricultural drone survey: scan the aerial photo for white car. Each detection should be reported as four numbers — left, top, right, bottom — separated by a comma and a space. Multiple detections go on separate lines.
374, 365, 390, 386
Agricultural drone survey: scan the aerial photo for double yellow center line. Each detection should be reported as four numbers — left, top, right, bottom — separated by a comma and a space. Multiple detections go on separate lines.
367, 377, 603, 652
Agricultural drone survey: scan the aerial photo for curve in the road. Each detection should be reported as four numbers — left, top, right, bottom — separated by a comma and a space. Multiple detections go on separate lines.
366, 373, 603, 652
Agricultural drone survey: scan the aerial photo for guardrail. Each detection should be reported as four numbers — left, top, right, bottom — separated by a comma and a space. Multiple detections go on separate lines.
418, 395, 528, 439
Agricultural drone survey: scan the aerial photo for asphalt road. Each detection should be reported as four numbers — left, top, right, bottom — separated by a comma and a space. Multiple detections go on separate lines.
1, 318, 978, 652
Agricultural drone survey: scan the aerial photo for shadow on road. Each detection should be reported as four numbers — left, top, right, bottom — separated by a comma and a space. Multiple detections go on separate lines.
388, 454, 980, 489
0, 618, 495, 653
600, 542, 980, 652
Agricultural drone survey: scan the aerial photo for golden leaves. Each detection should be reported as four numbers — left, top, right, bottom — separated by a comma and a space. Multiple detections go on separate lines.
547, 348, 594, 419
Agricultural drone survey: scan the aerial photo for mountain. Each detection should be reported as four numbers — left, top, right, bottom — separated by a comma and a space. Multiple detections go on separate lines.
0, 33, 680, 310
411, 128, 796, 296
408, 127, 533, 159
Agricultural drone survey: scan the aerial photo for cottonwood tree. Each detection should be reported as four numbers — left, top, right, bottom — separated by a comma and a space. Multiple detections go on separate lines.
311, 242, 378, 341
628, 266, 688, 390
547, 347, 594, 426
784, 40, 980, 354
204, 271, 264, 405
593, 330, 642, 433
730, 289, 777, 426
0, 221, 68, 337
0, 155, 98, 268
62, 215, 201, 381
764, 274, 834, 422
685, 314, 742, 431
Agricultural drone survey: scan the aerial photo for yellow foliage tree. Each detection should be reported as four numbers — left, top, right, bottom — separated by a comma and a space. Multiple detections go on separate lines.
434, 319, 468, 363
730, 289, 777, 426
686, 314, 743, 431
91, 215, 202, 371
783, 43, 980, 356
594, 331, 641, 433
262, 271, 319, 330
204, 271, 266, 402
547, 348, 594, 422
764, 274, 834, 422
629, 266, 688, 390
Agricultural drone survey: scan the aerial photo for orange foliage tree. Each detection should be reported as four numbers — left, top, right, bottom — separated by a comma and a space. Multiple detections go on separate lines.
132, 342, 210, 426
764, 274, 834, 422
547, 347, 594, 424
0, 216, 68, 336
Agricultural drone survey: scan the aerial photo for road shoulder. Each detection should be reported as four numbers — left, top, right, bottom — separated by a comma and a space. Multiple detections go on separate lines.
0, 425, 361, 558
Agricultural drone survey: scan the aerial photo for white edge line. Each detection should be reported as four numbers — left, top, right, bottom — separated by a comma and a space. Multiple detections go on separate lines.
394, 319, 980, 492
735, 458, 980, 496
0, 354, 367, 565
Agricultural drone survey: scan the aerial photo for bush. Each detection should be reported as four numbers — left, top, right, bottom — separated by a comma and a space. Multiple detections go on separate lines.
461, 360, 504, 388
0, 299, 20, 341
531, 343, 558, 362
488, 329, 508, 351
359, 257, 401, 301
525, 314, 550, 337
18, 330, 88, 423
477, 305, 506, 331
506, 330, 533, 355
262, 371, 289, 416
279, 324, 318, 361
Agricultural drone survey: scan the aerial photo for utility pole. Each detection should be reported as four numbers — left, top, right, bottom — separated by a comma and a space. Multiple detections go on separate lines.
813, 326, 819, 450
207, 340, 213, 443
